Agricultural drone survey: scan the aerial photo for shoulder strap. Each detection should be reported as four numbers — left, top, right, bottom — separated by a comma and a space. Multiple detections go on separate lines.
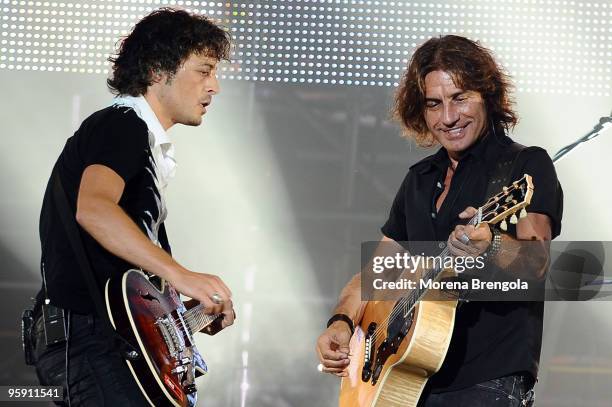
485, 142, 526, 199
51, 170, 140, 361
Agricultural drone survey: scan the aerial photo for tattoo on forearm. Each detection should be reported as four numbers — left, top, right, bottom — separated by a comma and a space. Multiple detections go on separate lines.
496, 235, 549, 279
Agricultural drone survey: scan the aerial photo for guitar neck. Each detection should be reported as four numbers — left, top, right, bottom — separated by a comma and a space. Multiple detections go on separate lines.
405, 213, 481, 308
407, 179, 531, 308
184, 304, 220, 334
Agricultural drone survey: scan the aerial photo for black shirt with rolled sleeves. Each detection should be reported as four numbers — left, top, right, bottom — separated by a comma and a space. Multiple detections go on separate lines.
37, 105, 172, 315
381, 128, 563, 392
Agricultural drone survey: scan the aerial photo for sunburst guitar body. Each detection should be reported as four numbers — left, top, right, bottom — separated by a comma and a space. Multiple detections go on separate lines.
105, 269, 222, 407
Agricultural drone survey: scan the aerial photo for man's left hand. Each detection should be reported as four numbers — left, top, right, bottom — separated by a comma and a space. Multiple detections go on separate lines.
447, 206, 492, 257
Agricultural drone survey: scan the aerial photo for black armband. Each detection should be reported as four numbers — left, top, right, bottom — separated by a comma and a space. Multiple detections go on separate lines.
326, 314, 354, 336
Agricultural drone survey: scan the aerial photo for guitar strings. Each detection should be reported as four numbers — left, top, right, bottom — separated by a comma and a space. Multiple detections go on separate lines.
167, 304, 218, 335
182, 306, 216, 326
368, 180, 524, 340
166, 307, 221, 338
370, 216, 476, 340
370, 177, 527, 339
371, 210, 489, 339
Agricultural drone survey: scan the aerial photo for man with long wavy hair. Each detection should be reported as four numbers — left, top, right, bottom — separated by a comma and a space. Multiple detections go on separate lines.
317, 35, 563, 406
32, 8, 235, 405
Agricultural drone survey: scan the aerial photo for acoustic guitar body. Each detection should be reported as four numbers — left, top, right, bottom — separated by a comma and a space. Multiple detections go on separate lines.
339, 293, 457, 407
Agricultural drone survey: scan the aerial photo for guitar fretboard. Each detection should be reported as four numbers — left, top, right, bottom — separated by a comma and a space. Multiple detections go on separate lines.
398, 216, 478, 321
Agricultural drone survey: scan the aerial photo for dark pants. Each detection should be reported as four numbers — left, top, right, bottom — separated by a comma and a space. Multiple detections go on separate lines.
418, 375, 535, 407
33, 311, 149, 406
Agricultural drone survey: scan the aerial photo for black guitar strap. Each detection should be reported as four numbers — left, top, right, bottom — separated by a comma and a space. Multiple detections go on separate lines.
454, 142, 528, 304
52, 169, 139, 361
485, 142, 527, 201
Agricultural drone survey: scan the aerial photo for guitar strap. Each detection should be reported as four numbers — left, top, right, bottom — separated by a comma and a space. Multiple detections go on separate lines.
484, 142, 527, 201
454, 142, 528, 304
52, 169, 140, 361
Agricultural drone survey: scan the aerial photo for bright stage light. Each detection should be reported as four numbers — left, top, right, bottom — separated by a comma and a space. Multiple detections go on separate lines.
1, 1, 610, 93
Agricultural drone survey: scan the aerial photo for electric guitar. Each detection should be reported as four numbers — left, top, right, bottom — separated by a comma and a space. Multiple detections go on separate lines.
105, 269, 222, 407
339, 174, 534, 407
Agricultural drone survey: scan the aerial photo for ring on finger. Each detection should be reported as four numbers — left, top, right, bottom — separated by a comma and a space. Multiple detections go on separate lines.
459, 233, 470, 245
211, 293, 223, 304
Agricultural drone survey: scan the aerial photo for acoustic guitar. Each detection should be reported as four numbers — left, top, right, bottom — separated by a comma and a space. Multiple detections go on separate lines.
339, 174, 534, 407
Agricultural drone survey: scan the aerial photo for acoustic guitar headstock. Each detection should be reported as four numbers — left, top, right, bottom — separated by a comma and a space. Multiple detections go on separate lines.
476, 174, 534, 231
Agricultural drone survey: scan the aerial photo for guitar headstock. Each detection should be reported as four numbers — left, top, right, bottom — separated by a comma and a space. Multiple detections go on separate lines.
477, 174, 534, 231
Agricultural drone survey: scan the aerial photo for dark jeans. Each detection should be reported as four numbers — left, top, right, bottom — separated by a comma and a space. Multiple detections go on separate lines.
33, 311, 149, 406
418, 375, 535, 407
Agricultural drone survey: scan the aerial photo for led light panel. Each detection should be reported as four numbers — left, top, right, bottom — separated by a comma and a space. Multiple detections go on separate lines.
1, 0, 610, 95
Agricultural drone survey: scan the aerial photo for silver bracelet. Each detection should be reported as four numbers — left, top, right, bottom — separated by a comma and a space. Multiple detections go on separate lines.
483, 227, 502, 260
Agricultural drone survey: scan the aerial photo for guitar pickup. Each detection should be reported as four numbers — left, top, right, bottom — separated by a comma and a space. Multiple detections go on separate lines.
171, 365, 187, 375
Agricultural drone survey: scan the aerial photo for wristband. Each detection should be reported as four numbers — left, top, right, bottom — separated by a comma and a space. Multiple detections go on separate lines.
327, 314, 354, 336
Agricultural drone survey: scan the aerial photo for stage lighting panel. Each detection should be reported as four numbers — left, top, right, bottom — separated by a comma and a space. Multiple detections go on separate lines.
0, 0, 610, 96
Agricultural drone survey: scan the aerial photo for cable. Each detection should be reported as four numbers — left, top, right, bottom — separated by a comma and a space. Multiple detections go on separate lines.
551, 116, 612, 163
65, 309, 71, 407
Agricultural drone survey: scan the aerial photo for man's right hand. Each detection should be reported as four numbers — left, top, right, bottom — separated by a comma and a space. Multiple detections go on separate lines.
316, 321, 352, 377
170, 269, 232, 315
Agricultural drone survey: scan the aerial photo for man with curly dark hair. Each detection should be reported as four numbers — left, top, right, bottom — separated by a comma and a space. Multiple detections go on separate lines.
317, 35, 563, 406
31, 8, 234, 405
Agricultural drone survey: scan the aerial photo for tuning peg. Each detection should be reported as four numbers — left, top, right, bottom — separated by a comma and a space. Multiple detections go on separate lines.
510, 213, 518, 224
500, 219, 508, 231
520, 208, 527, 218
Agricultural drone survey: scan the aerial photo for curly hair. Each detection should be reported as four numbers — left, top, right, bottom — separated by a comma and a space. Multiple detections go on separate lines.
393, 35, 518, 147
107, 8, 231, 96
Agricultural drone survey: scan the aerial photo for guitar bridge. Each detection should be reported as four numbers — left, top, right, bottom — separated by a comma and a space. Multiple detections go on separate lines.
156, 315, 185, 360
361, 322, 377, 382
